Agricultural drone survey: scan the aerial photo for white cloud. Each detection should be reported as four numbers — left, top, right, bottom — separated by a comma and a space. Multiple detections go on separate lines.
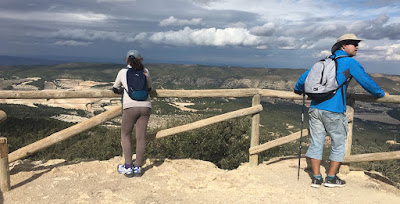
256, 45, 267, 49
69, 13, 108, 22
45, 25, 320, 49
250, 22, 276, 36
134, 32, 148, 41
97, 0, 136, 2
226, 22, 247, 28
55, 40, 92, 46
190, 0, 222, 7
47, 29, 139, 42
46, 27, 267, 48
148, 26, 263, 47
0, 10, 108, 23
159, 16, 202, 26
275, 36, 298, 49
195, 0, 333, 23
374, 44, 400, 60
356, 6, 400, 20
357, 52, 384, 61
314, 50, 331, 58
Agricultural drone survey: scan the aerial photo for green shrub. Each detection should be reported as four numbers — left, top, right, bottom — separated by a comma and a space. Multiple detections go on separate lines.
146, 117, 251, 169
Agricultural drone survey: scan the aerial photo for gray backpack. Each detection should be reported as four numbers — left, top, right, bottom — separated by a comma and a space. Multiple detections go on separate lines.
304, 55, 351, 103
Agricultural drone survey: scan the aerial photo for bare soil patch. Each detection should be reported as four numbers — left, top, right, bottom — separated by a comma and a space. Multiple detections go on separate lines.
2, 157, 400, 204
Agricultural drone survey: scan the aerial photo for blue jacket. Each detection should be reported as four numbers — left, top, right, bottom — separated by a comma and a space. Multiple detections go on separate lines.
294, 49, 385, 113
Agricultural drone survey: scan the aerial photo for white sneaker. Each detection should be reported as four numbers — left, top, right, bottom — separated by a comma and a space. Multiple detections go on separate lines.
133, 166, 142, 177
117, 164, 133, 177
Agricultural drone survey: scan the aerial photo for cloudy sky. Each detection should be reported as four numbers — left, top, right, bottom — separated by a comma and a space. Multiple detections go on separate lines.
1, 0, 400, 75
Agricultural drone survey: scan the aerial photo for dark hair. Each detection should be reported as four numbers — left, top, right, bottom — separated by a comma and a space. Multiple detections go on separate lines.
126, 56, 144, 70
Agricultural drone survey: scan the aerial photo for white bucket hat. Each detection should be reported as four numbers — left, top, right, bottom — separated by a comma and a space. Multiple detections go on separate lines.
331, 33, 362, 54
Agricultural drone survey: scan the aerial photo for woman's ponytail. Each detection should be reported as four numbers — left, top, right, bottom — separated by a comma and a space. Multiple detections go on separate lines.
127, 56, 144, 70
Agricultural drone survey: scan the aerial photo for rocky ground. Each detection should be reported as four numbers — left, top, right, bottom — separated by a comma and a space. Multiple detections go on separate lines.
2, 157, 400, 204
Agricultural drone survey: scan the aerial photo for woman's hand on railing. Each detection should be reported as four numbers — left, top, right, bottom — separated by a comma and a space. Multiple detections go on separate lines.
112, 87, 123, 94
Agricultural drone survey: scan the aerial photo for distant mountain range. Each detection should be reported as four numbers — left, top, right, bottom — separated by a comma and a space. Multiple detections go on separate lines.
0, 55, 73, 65
0, 55, 122, 65
1, 61, 399, 95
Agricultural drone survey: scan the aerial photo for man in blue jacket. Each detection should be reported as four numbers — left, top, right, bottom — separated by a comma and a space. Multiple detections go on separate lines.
294, 33, 388, 188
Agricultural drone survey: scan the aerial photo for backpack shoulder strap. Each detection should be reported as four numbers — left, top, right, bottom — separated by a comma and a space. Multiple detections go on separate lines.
333, 55, 348, 71
334, 55, 348, 60
333, 55, 352, 106
124, 68, 131, 94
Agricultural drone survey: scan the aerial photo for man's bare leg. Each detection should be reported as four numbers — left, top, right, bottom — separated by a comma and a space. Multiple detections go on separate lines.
328, 160, 340, 176
310, 158, 321, 175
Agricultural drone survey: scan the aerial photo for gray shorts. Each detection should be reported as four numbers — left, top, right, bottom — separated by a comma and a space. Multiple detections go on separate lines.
305, 108, 348, 162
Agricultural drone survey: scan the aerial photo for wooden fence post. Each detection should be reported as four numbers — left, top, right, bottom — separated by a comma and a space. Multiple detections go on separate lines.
249, 94, 261, 167
340, 98, 355, 174
0, 137, 10, 192
0, 110, 6, 124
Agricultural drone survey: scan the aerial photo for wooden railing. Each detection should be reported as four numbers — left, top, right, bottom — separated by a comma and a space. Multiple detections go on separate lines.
0, 88, 399, 192
0, 110, 10, 192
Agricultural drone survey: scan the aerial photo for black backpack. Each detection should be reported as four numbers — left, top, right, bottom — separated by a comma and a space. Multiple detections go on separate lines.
124, 69, 148, 101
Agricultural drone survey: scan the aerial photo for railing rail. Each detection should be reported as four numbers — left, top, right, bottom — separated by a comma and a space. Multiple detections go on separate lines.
153, 104, 263, 139
343, 151, 400, 163
1, 89, 399, 103
8, 106, 122, 163
249, 129, 309, 155
0, 88, 399, 192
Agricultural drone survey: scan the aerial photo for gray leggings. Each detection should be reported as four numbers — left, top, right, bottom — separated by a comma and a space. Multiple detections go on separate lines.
121, 107, 150, 167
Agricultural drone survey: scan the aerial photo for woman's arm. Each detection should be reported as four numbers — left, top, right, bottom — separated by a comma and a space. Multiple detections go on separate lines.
144, 68, 152, 90
112, 69, 124, 94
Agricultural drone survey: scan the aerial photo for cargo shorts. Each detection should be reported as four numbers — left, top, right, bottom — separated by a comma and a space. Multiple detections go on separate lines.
305, 108, 348, 162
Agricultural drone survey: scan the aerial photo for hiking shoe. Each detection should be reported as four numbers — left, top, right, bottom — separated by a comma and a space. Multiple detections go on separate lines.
311, 177, 323, 188
117, 164, 133, 177
133, 165, 142, 177
324, 176, 346, 187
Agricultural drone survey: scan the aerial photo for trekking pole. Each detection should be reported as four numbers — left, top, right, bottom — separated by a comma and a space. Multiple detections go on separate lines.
297, 93, 305, 181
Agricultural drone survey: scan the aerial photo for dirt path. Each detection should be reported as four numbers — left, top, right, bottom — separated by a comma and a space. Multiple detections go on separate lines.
2, 157, 400, 204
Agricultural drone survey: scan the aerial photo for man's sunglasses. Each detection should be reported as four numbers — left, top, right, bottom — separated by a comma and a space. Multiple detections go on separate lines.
349, 42, 359, 47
